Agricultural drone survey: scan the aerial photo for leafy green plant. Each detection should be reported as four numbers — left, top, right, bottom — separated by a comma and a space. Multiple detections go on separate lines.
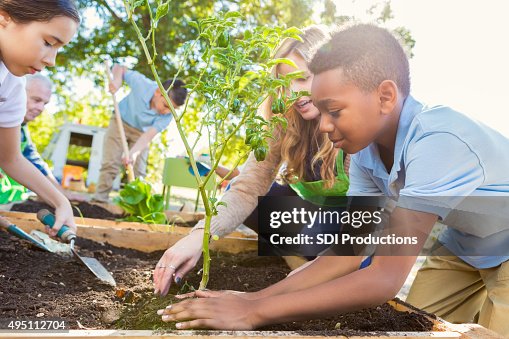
122, 0, 304, 289
114, 178, 168, 225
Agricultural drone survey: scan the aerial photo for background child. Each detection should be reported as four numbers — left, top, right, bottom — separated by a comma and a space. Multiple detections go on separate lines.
92, 64, 187, 202
0, 0, 80, 235
158, 24, 509, 337
154, 26, 351, 297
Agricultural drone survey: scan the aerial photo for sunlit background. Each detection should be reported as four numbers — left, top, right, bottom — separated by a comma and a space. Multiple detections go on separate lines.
46, 0, 509, 161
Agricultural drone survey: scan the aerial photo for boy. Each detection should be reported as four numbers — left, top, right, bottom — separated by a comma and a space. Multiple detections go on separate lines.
158, 24, 509, 337
93, 64, 187, 202
0, 74, 85, 204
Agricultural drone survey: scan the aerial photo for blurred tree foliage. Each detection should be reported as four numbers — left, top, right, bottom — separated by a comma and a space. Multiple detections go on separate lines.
30, 0, 414, 190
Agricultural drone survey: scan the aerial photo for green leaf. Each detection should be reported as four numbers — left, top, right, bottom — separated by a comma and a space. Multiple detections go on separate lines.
155, 1, 170, 22
282, 27, 303, 41
224, 11, 241, 19
131, 0, 144, 9
189, 21, 199, 32
267, 58, 298, 69
238, 71, 259, 92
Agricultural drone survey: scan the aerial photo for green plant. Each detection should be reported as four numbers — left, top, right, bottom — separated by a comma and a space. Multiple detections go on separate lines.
122, 0, 304, 289
114, 178, 168, 225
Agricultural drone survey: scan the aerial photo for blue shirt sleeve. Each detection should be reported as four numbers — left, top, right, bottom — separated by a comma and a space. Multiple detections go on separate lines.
347, 155, 384, 196
123, 70, 154, 94
398, 133, 485, 219
151, 115, 172, 133
21, 127, 51, 177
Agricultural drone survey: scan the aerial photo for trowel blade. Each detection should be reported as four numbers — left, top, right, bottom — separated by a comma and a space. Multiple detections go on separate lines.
72, 248, 116, 287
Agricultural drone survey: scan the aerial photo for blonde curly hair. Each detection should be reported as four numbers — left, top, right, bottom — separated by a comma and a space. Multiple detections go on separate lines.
262, 26, 338, 188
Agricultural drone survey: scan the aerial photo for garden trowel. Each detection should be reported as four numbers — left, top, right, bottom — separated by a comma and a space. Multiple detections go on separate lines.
36, 209, 116, 287
0, 216, 52, 252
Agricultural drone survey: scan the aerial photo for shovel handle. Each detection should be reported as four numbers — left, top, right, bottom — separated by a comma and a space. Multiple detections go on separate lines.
0, 216, 12, 230
104, 60, 135, 183
36, 209, 76, 243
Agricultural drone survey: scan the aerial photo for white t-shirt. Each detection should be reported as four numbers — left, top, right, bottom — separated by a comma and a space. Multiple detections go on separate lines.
0, 62, 26, 128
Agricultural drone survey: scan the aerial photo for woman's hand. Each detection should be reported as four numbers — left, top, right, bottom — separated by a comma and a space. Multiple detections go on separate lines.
153, 229, 205, 296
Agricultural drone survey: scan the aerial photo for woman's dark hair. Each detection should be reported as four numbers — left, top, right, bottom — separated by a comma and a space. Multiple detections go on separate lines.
0, 0, 80, 24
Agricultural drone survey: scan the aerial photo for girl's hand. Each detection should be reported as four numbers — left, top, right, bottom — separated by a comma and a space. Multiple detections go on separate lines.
47, 201, 76, 238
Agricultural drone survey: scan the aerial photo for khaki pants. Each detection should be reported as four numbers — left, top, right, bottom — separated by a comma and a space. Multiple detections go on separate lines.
94, 117, 149, 202
406, 248, 509, 337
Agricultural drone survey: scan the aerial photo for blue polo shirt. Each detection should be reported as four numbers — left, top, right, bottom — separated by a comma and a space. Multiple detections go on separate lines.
118, 70, 172, 133
348, 95, 509, 269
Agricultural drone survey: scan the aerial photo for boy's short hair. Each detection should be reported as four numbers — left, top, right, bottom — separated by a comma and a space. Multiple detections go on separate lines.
163, 79, 187, 107
309, 24, 410, 97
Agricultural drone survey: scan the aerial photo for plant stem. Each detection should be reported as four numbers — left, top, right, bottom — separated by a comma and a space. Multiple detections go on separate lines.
199, 213, 212, 289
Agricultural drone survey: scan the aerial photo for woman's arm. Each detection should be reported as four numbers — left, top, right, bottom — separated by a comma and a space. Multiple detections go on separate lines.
154, 146, 282, 296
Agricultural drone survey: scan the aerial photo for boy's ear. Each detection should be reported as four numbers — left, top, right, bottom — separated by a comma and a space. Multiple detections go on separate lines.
0, 10, 12, 28
377, 80, 398, 115
154, 88, 161, 96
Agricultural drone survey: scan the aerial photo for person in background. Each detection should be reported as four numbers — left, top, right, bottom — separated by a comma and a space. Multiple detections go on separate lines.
0, 74, 87, 204
92, 64, 188, 203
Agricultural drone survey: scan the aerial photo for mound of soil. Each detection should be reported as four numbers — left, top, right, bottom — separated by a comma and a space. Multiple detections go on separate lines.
0, 229, 435, 334
11, 200, 123, 220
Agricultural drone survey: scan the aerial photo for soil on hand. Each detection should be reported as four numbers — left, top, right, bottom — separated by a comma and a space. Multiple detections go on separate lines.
0, 230, 435, 334
11, 200, 123, 220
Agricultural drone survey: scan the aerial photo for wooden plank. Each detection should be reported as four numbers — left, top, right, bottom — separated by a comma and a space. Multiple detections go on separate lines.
0, 329, 466, 338
0, 211, 255, 239
0, 211, 257, 254
451, 324, 504, 339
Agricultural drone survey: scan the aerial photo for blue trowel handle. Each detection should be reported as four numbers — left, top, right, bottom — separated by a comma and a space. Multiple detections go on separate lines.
0, 216, 51, 252
36, 209, 76, 243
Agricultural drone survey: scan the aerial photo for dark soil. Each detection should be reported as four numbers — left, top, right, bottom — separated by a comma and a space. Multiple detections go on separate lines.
0, 230, 436, 334
11, 200, 123, 220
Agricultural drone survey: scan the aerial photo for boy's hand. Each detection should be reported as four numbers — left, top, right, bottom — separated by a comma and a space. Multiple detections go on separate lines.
287, 257, 316, 277
175, 289, 254, 300
108, 79, 122, 94
121, 151, 137, 167
158, 294, 261, 330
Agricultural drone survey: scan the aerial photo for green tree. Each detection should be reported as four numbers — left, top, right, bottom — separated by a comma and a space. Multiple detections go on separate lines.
30, 0, 414, 192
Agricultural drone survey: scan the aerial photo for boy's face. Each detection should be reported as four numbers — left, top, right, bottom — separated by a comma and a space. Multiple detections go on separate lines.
311, 67, 388, 154
152, 89, 177, 115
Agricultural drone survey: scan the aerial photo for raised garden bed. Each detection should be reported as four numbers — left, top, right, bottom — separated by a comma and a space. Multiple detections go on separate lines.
9, 199, 206, 227
10, 200, 123, 220
0, 210, 502, 338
